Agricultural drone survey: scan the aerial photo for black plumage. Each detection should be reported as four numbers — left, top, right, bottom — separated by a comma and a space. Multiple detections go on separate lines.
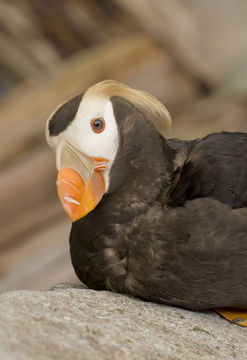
69, 96, 247, 310
49, 93, 83, 136
167, 132, 247, 209
47, 83, 247, 311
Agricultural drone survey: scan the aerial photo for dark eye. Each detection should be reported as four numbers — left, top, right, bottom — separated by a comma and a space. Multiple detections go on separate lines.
90, 117, 105, 133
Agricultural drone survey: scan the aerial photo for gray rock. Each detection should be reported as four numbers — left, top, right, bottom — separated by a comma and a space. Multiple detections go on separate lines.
0, 283, 245, 360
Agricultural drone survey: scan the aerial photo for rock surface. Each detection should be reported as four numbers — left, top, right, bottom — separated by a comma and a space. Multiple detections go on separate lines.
0, 283, 246, 360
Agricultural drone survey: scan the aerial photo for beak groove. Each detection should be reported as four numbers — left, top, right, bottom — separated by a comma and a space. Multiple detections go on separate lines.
63, 197, 80, 205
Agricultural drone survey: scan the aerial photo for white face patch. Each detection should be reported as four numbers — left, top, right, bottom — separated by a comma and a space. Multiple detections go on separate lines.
48, 96, 119, 192
67, 97, 118, 160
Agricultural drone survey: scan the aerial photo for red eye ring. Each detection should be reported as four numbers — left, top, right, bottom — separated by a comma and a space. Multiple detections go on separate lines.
90, 117, 105, 133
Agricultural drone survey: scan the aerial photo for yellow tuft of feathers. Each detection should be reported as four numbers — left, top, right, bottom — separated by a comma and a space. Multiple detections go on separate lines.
85, 80, 172, 138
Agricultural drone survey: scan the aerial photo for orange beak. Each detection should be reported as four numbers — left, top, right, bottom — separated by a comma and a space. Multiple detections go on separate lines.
55, 141, 108, 222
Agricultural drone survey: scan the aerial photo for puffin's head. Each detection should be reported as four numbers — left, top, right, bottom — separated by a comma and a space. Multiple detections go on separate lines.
46, 80, 171, 222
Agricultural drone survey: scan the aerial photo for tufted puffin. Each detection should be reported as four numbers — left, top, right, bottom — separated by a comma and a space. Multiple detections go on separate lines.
46, 80, 247, 326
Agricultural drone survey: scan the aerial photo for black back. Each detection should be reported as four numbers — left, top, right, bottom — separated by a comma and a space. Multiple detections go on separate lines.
168, 132, 247, 208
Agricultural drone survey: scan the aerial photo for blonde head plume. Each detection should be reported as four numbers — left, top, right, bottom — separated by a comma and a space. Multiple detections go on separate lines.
84, 80, 172, 137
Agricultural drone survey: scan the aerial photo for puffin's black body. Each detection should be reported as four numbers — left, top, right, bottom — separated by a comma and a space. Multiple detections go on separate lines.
69, 96, 247, 310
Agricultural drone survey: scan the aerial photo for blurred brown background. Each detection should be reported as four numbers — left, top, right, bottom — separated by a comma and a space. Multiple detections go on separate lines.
0, 0, 247, 292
